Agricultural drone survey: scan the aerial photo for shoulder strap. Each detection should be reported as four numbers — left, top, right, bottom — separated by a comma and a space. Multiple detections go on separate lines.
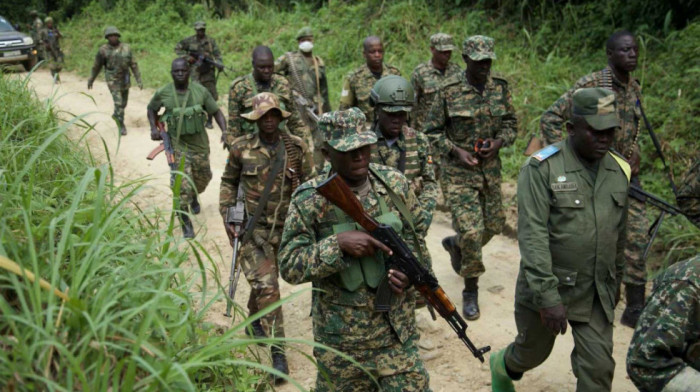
312, 55, 323, 115
369, 166, 415, 232
242, 141, 286, 242
171, 84, 191, 136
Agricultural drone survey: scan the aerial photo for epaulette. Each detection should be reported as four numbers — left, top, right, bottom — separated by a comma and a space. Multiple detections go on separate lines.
230, 133, 255, 147
230, 75, 248, 89
608, 150, 631, 182
292, 178, 319, 198
441, 73, 462, 89
385, 63, 400, 73
530, 144, 560, 163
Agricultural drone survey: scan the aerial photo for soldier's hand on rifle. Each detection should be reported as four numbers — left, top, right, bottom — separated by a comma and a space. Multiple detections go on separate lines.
224, 222, 242, 245
87, 79, 93, 90
150, 127, 162, 141
539, 303, 568, 335
451, 145, 479, 167
477, 138, 503, 160
387, 269, 410, 295
336, 231, 393, 258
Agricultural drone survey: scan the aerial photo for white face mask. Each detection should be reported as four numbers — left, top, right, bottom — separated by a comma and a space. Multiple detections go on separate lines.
299, 41, 314, 53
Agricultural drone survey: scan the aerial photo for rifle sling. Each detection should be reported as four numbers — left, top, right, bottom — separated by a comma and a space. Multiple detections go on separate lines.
241, 140, 286, 243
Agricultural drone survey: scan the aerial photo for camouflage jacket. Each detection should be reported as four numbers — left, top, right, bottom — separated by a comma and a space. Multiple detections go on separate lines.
174, 35, 221, 79
39, 26, 61, 51
226, 74, 311, 147
89, 43, 142, 89
540, 66, 643, 160
275, 50, 331, 114
627, 256, 700, 392
338, 63, 401, 123
410, 60, 462, 130
219, 131, 315, 239
278, 164, 430, 349
423, 73, 517, 187
370, 123, 438, 230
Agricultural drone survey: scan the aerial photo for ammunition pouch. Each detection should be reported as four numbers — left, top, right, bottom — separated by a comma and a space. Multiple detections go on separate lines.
165, 104, 206, 135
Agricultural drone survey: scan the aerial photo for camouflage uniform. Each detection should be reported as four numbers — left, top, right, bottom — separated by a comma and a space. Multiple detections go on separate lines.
539, 66, 648, 286
423, 37, 517, 279
29, 14, 43, 55
410, 33, 462, 131
89, 38, 142, 131
39, 20, 63, 79
627, 256, 700, 392
219, 94, 315, 337
339, 63, 401, 123
278, 109, 431, 391
677, 158, 700, 228
175, 25, 221, 101
275, 51, 331, 114
227, 74, 311, 149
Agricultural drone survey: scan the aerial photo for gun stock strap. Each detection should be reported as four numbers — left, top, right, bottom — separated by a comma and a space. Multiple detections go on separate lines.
242, 141, 285, 243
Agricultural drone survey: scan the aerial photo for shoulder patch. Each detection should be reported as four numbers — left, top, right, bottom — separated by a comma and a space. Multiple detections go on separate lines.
531, 144, 561, 162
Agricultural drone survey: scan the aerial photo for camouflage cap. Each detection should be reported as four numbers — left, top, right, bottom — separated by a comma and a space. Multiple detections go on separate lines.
241, 92, 292, 121
572, 88, 619, 130
462, 35, 497, 60
430, 33, 455, 51
319, 108, 376, 152
193, 21, 206, 30
104, 26, 121, 38
296, 26, 313, 40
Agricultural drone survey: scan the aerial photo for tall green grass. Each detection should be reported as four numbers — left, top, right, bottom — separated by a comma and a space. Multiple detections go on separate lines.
0, 74, 314, 390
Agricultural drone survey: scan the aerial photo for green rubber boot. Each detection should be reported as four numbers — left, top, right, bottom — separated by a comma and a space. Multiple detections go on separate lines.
490, 348, 515, 392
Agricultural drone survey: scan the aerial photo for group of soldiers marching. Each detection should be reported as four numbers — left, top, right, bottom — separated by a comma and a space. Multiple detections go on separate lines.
69, 17, 698, 392
27, 10, 64, 80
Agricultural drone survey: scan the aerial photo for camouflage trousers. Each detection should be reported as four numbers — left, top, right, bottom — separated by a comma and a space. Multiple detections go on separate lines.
443, 175, 505, 278
109, 87, 129, 125
171, 150, 212, 209
45, 47, 63, 76
313, 334, 430, 392
623, 195, 649, 285
191, 70, 218, 100
239, 228, 284, 338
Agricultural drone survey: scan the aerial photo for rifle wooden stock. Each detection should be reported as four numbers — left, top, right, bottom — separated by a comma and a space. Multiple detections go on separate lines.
315, 174, 379, 232
146, 143, 165, 160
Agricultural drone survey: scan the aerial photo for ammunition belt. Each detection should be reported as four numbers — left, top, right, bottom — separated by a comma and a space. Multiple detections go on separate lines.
281, 131, 302, 190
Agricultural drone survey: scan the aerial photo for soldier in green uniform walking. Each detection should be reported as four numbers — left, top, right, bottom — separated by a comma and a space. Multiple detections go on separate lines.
28, 10, 43, 60
423, 35, 517, 320
490, 88, 631, 392
539, 31, 649, 327
339, 36, 401, 124
278, 108, 432, 391
88, 26, 143, 136
39, 17, 63, 82
175, 21, 223, 129
626, 255, 699, 392
410, 33, 461, 132
147, 58, 227, 238
227, 46, 312, 151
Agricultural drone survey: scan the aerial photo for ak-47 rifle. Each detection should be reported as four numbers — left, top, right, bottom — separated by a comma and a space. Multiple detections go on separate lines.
224, 187, 246, 317
628, 182, 688, 260
186, 49, 234, 76
316, 173, 491, 363
146, 115, 176, 170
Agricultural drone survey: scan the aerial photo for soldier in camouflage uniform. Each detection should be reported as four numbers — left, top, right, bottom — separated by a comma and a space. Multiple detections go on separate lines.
220, 92, 315, 384
39, 17, 63, 82
539, 31, 649, 328
28, 10, 43, 60
88, 26, 143, 136
423, 35, 517, 320
339, 36, 401, 124
369, 75, 438, 267
147, 58, 227, 238
410, 33, 461, 131
490, 88, 630, 392
175, 21, 223, 129
677, 158, 700, 228
278, 108, 432, 391
627, 255, 700, 392
275, 26, 331, 169
227, 46, 312, 152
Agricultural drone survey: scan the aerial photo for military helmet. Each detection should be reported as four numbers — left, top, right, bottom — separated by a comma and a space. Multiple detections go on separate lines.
104, 26, 121, 38
44, 17, 53, 24
370, 75, 414, 112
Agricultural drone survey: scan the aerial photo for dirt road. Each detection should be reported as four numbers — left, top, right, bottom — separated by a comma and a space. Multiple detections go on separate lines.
27, 70, 638, 392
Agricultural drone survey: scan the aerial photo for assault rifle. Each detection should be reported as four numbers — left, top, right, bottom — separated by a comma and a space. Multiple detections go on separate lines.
628, 182, 687, 261
186, 49, 234, 75
316, 173, 491, 363
223, 187, 246, 317
146, 115, 176, 170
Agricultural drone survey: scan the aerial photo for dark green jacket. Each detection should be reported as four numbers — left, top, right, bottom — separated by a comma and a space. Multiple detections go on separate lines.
515, 140, 630, 323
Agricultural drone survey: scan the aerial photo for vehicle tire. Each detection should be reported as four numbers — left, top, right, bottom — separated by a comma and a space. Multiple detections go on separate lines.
22, 56, 38, 72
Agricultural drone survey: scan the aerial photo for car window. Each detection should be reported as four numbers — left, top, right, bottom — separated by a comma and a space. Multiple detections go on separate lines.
0, 17, 15, 32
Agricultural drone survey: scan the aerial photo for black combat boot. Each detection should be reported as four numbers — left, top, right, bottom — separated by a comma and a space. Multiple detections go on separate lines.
205, 114, 213, 129
442, 235, 462, 274
462, 277, 480, 320
271, 345, 289, 385
621, 283, 645, 328
179, 213, 194, 239
119, 125, 127, 136
190, 197, 201, 215
245, 319, 267, 339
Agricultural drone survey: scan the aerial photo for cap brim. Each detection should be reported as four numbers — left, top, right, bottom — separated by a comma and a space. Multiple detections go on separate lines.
583, 114, 619, 131
327, 132, 377, 152
241, 107, 292, 121
465, 52, 496, 61
381, 105, 412, 113
434, 44, 455, 51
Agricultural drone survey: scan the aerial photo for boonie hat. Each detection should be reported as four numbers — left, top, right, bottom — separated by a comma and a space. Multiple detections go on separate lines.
241, 92, 291, 121
572, 88, 619, 130
462, 35, 496, 60
319, 108, 376, 152
194, 21, 206, 30
430, 33, 455, 52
